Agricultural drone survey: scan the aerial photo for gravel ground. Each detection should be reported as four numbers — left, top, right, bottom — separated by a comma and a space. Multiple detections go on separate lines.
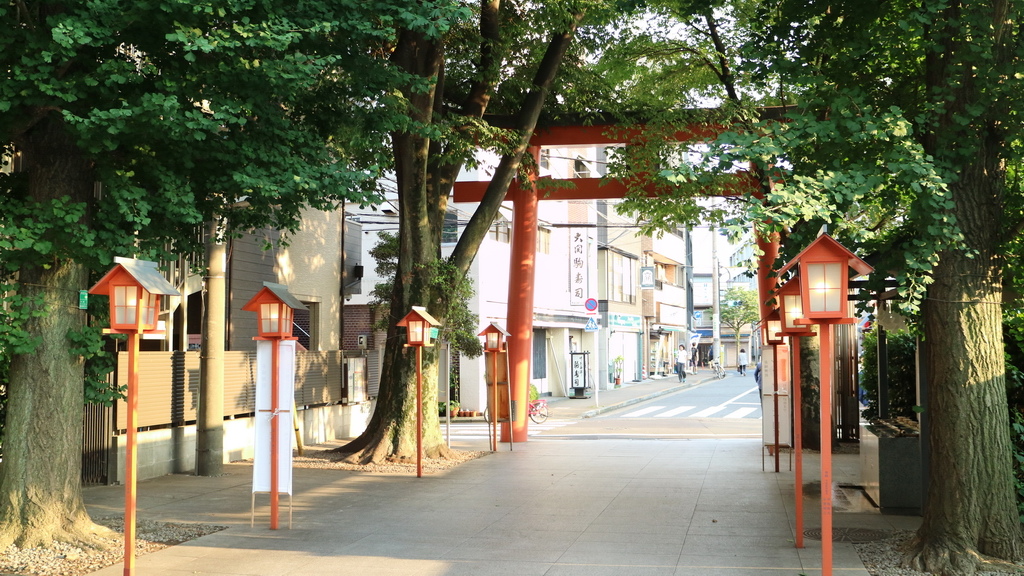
0, 517, 224, 576
291, 447, 489, 473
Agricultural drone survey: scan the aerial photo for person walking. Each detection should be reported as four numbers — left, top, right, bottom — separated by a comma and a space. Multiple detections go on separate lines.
737, 348, 748, 375
675, 344, 688, 382
689, 344, 698, 374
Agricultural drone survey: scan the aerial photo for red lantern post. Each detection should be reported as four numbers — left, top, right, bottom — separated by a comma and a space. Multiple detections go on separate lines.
760, 309, 785, 473
242, 283, 306, 530
478, 322, 509, 451
397, 306, 441, 478
775, 277, 817, 549
89, 258, 179, 576
778, 234, 872, 576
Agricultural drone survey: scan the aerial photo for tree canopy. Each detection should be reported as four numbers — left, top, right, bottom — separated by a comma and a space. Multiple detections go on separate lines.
609, 0, 1024, 572
0, 0, 443, 548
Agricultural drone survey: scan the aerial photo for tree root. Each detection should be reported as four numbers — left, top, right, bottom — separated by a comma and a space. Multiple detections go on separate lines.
902, 538, 1024, 575
0, 515, 116, 551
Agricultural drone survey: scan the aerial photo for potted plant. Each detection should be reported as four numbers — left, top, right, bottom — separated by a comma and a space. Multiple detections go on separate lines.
612, 356, 625, 387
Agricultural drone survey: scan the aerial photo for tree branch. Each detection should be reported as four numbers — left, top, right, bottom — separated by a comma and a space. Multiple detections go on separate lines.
704, 12, 738, 101
450, 11, 585, 275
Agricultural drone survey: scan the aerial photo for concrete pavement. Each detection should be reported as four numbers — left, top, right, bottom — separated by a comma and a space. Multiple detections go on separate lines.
83, 370, 920, 575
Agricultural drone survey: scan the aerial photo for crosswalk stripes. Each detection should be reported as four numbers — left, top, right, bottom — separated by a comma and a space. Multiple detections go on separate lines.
723, 407, 758, 419
620, 404, 761, 419
617, 399, 761, 420
689, 406, 726, 418
654, 406, 696, 418
622, 406, 665, 418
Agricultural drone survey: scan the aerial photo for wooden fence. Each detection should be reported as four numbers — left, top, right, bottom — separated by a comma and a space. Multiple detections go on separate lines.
112, 350, 369, 432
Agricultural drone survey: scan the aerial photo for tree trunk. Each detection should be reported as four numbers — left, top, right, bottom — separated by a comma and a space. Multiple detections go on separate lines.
903, 1, 1022, 572
799, 334, 821, 451
0, 115, 111, 548
907, 176, 1022, 574
336, 27, 453, 463
338, 13, 584, 464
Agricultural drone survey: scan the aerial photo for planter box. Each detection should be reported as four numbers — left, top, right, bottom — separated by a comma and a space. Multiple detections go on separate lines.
860, 423, 922, 515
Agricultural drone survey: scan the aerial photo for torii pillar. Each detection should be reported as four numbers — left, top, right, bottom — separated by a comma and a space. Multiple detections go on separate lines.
504, 146, 541, 442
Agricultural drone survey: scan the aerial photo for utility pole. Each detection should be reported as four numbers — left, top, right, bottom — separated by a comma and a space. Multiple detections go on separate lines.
711, 227, 721, 365
197, 220, 226, 476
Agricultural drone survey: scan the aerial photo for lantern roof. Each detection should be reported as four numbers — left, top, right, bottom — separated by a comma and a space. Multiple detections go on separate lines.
89, 257, 180, 297
241, 282, 307, 312
397, 306, 441, 328
775, 276, 800, 297
777, 234, 873, 278
477, 321, 510, 338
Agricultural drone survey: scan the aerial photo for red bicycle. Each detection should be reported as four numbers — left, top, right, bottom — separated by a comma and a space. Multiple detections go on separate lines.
528, 398, 549, 424
485, 398, 549, 424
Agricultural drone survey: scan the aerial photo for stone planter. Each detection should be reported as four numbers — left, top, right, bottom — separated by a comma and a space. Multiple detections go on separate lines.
860, 422, 922, 515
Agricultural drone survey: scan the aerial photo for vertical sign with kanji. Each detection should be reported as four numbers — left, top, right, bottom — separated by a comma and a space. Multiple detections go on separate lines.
570, 351, 589, 389
569, 228, 588, 306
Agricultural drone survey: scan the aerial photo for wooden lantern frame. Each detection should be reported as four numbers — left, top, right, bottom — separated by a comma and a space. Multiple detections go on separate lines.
478, 321, 510, 352
241, 282, 307, 341
778, 234, 872, 322
89, 258, 178, 334
397, 306, 441, 348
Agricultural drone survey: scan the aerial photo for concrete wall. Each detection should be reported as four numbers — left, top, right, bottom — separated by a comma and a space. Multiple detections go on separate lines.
111, 401, 375, 484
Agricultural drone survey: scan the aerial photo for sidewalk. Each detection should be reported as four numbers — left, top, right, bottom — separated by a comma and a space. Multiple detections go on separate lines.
82, 371, 920, 576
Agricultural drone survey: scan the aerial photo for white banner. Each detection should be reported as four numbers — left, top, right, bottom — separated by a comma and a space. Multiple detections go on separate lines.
253, 339, 295, 495
569, 228, 588, 306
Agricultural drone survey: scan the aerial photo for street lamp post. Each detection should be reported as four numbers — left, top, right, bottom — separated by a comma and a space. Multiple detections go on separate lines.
242, 283, 306, 530
779, 234, 872, 576
89, 258, 179, 576
478, 322, 509, 452
397, 306, 441, 478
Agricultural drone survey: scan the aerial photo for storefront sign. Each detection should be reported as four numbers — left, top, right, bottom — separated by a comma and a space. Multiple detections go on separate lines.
569, 229, 588, 306
608, 313, 642, 331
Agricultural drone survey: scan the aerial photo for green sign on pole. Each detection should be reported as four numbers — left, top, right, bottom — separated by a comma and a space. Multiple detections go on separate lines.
78, 290, 88, 310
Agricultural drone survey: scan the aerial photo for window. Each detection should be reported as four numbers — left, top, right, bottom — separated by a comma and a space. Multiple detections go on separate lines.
292, 302, 318, 351
537, 227, 551, 254
442, 209, 459, 244
490, 219, 510, 243
608, 251, 637, 303
573, 156, 590, 178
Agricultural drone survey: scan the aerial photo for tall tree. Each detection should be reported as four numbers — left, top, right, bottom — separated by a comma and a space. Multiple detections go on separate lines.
339, 0, 613, 463
718, 285, 759, 353
0, 0, 399, 548
621, 0, 1024, 572
742, 2, 1024, 572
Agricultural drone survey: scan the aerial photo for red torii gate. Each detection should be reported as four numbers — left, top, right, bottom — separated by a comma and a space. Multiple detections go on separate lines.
452, 121, 779, 443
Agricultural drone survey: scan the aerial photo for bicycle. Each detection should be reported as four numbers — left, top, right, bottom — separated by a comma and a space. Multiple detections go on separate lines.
484, 398, 549, 424
528, 398, 549, 424
711, 361, 726, 379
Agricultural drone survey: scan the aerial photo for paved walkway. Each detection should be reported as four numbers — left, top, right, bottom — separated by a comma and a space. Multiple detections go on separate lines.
83, 371, 920, 575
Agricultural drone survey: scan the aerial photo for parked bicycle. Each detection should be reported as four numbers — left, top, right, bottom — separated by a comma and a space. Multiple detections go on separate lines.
528, 398, 549, 424
485, 398, 550, 424
711, 361, 726, 379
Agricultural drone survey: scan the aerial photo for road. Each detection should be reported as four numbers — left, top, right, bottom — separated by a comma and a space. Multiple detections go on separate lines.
444, 372, 764, 443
